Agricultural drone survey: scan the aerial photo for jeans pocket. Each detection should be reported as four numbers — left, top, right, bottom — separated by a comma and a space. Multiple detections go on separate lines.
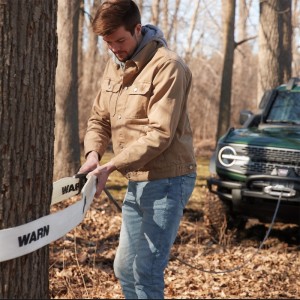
180, 172, 196, 208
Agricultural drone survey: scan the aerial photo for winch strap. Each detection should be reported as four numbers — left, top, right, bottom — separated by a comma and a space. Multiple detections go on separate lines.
0, 175, 96, 262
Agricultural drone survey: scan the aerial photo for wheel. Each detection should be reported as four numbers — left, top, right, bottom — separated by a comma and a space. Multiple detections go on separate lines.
204, 191, 229, 241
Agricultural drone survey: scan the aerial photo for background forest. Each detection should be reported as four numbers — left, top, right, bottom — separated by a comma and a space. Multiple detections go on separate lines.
54, 0, 300, 179
62, 0, 300, 166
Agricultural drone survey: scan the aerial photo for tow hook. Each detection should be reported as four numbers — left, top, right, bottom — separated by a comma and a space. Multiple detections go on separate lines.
264, 184, 296, 197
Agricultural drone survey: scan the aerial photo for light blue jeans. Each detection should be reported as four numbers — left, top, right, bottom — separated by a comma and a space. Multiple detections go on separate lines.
113, 172, 196, 299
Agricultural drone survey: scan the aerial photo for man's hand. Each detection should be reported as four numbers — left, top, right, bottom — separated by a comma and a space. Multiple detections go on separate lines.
78, 151, 116, 197
78, 151, 99, 174
88, 161, 117, 197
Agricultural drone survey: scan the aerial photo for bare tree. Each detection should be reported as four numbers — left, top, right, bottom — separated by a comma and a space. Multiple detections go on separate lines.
216, 0, 236, 141
0, 0, 57, 298
162, 0, 169, 39
279, 0, 292, 82
167, 0, 181, 44
78, 0, 85, 84
54, 0, 81, 180
231, 0, 257, 123
184, 0, 200, 63
292, 0, 300, 75
78, 0, 107, 148
137, 0, 144, 16
257, 0, 292, 103
151, 0, 160, 26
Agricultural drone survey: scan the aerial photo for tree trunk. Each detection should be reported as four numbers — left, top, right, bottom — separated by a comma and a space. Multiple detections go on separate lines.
151, 0, 160, 26
54, 0, 81, 180
78, 0, 85, 85
257, 0, 292, 103
137, 0, 144, 16
292, 0, 300, 75
278, 0, 292, 83
232, 0, 257, 117
0, 0, 57, 298
162, 0, 169, 40
184, 0, 200, 63
167, 0, 180, 44
216, 0, 236, 141
78, 0, 107, 147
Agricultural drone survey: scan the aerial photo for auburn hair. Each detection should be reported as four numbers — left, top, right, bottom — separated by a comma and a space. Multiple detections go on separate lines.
92, 0, 141, 36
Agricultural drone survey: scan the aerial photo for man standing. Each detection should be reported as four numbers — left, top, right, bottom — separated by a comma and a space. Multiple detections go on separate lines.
79, 1, 197, 298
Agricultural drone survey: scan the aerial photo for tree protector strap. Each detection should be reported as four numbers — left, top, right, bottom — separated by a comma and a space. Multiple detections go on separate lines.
0, 175, 96, 262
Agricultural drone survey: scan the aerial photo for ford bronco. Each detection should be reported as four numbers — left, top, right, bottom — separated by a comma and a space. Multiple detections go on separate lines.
206, 78, 300, 231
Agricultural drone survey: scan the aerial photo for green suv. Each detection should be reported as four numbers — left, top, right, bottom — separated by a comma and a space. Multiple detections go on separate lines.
207, 78, 300, 229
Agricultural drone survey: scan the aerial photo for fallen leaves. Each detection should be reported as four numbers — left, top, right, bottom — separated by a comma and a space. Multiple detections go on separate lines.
49, 192, 300, 299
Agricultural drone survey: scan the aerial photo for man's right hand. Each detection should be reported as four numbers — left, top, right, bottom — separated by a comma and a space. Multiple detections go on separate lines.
78, 151, 99, 174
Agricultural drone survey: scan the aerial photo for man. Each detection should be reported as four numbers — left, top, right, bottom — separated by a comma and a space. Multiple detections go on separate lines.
79, 1, 197, 298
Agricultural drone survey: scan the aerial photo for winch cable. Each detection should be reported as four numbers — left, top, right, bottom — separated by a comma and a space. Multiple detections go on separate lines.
171, 192, 283, 274
104, 187, 122, 212
105, 189, 283, 274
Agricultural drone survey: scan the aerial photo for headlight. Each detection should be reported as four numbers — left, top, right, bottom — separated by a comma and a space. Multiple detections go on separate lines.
218, 146, 250, 167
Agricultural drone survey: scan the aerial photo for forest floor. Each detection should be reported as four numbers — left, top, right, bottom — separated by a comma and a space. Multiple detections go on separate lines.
49, 153, 300, 299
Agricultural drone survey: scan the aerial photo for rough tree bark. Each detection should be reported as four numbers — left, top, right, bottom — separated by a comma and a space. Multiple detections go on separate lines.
78, 0, 106, 147
216, 0, 236, 141
53, 0, 80, 180
0, 0, 57, 298
257, 0, 292, 103
54, 0, 81, 180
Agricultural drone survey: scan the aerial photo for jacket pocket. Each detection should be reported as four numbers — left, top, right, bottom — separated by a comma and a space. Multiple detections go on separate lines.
101, 79, 121, 116
125, 82, 152, 119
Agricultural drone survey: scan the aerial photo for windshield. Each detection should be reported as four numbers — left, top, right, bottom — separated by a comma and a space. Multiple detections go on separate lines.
266, 91, 300, 124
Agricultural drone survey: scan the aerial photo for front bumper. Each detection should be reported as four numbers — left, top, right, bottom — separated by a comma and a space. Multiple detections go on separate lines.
207, 175, 300, 223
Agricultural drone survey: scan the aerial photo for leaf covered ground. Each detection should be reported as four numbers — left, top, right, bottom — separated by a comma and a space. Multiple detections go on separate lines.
49, 152, 300, 298
49, 187, 300, 299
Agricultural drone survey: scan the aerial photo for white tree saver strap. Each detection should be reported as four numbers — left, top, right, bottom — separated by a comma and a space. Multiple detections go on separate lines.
0, 175, 96, 262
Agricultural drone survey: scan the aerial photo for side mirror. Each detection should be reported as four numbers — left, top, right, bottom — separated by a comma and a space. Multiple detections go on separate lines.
239, 110, 253, 125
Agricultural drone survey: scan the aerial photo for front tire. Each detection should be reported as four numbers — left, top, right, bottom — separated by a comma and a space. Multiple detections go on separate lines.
204, 191, 229, 242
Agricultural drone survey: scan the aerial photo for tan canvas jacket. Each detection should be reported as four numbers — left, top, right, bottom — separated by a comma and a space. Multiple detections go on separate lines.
84, 40, 197, 181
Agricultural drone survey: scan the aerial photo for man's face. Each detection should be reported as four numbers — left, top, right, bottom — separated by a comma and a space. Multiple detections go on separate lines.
103, 25, 142, 62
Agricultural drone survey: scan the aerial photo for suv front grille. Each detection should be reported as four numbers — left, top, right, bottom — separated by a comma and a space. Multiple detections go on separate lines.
240, 146, 300, 176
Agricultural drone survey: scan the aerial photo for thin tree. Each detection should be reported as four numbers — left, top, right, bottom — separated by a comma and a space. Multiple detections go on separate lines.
78, 0, 85, 84
151, 0, 160, 26
54, 0, 81, 180
78, 0, 106, 147
184, 0, 200, 63
292, 0, 300, 75
167, 0, 181, 44
137, 0, 144, 17
0, 0, 57, 298
279, 0, 292, 83
232, 0, 257, 118
216, 0, 236, 141
257, 0, 292, 103
162, 0, 169, 39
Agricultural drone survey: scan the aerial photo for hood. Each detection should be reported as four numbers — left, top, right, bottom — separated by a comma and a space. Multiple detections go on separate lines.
221, 126, 300, 149
113, 24, 167, 68
133, 24, 168, 57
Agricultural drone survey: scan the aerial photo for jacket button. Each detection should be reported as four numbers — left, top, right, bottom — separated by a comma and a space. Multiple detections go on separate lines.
118, 115, 121, 119
133, 87, 137, 92
189, 165, 193, 170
